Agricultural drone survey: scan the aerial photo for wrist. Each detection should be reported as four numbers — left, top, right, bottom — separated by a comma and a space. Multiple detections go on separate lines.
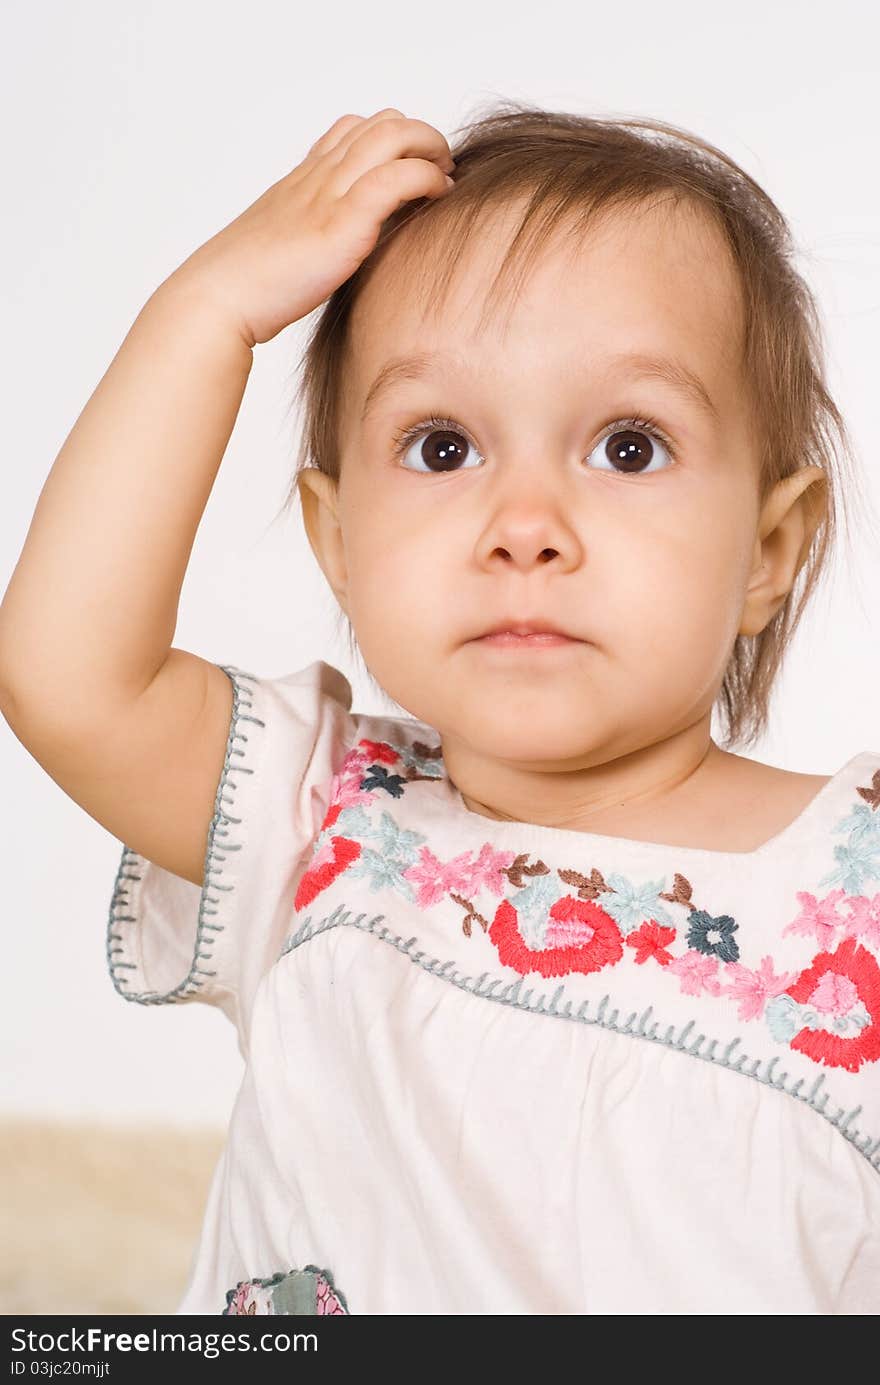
148, 262, 255, 355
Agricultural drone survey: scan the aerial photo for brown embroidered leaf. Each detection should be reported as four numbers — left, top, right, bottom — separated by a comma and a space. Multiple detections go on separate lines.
449, 891, 490, 936
558, 865, 608, 899
658, 872, 695, 908
412, 740, 444, 761
856, 770, 880, 810
523, 859, 550, 877
403, 770, 445, 784
505, 853, 550, 889
558, 867, 589, 888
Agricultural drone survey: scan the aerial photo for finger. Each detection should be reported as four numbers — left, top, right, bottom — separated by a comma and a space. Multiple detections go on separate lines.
285, 111, 391, 191
337, 156, 455, 225
304, 113, 367, 160
330, 117, 455, 200
320, 107, 409, 170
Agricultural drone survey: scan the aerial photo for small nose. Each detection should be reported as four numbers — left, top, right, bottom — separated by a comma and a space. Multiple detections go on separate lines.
477, 501, 576, 572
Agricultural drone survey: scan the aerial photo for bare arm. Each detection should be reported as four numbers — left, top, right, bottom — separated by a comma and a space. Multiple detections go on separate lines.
0, 277, 251, 883
0, 275, 253, 717
0, 110, 457, 886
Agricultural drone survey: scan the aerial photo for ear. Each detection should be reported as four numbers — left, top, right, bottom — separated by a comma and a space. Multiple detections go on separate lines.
739, 466, 827, 637
297, 469, 349, 614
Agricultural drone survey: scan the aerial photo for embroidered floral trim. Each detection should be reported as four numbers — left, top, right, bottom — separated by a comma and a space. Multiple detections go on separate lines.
223, 1265, 349, 1315
292, 739, 880, 1077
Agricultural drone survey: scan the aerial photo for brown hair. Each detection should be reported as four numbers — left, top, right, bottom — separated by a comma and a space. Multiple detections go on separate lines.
276, 98, 874, 751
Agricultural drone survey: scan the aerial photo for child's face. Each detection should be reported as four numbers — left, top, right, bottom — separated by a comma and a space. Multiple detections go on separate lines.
302, 198, 814, 811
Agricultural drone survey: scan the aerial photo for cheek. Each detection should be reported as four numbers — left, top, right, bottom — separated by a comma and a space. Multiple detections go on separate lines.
597, 498, 747, 663
344, 530, 432, 640
342, 481, 450, 617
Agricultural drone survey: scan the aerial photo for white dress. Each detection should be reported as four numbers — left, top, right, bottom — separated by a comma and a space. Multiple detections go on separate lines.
107, 661, 880, 1315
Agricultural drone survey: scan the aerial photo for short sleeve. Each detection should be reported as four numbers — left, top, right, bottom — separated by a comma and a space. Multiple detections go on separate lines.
106, 659, 356, 1051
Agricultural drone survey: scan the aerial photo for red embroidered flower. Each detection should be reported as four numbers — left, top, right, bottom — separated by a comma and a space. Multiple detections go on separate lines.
294, 836, 361, 911
785, 937, 880, 1073
626, 921, 677, 967
489, 895, 623, 979
357, 738, 400, 766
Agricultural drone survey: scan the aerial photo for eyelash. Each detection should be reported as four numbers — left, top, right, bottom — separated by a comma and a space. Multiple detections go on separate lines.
389, 412, 679, 471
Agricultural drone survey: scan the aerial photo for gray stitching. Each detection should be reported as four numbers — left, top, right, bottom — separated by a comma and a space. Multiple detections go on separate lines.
105, 665, 263, 1005
281, 905, 880, 1175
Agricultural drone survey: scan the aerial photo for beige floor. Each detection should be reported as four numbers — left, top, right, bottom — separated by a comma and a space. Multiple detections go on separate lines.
0, 1119, 226, 1315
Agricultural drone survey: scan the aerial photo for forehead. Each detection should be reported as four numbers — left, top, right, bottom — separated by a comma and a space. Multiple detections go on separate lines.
345, 198, 744, 423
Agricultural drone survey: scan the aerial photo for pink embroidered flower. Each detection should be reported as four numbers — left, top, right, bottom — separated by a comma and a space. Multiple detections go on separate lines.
308, 837, 339, 873
329, 775, 372, 814
721, 955, 798, 1022
807, 971, 859, 1015
490, 895, 623, 979
625, 921, 676, 967
464, 842, 519, 897
783, 889, 848, 949
545, 911, 595, 949
667, 949, 722, 997
404, 847, 474, 907
227, 1283, 255, 1315
225, 1280, 275, 1315
840, 893, 880, 950
404, 844, 515, 908
315, 1274, 347, 1314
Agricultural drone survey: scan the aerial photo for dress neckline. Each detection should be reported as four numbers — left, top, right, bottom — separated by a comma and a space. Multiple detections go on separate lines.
420, 750, 876, 864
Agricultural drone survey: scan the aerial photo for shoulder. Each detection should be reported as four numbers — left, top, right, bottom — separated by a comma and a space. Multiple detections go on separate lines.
747, 760, 832, 814
686, 751, 833, 853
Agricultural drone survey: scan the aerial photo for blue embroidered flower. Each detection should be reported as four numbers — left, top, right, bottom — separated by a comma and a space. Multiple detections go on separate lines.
332, 803, 372, 839
348, 846, 419, 898
765, 991, 871, 1044
817, 830, 880, 896
832, 801, 880, 848
765, 993, 801, 1042
601, 874, 676, 937
361, 764, 408, 797
395, 743, 446, 778
829, 1004, 871, 1037
686, 909, 740, 962
510, 872, 564, 948
309, 802, 372, 866
345, 811, 425, 898
369, 810, 427, 861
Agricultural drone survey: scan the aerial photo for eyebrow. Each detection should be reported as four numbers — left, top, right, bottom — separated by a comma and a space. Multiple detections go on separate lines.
360, 349, 721, 428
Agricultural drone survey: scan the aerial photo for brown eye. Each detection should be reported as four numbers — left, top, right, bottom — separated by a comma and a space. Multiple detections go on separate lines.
395, 423, 481, 474
588, 425, 673, 475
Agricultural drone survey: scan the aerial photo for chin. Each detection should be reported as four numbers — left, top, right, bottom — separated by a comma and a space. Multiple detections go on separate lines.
458, 714, 601, 765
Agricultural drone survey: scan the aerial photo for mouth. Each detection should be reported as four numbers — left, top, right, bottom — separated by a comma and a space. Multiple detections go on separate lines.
472, 628, 583, 648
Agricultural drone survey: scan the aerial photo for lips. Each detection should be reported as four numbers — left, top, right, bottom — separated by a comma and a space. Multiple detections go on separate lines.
477, 631, 580, 647
463, 607, 591, 650
474, 619, 580, 640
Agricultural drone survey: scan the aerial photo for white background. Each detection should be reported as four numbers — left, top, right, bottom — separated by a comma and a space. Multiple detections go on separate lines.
2, 0, 879, 1132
